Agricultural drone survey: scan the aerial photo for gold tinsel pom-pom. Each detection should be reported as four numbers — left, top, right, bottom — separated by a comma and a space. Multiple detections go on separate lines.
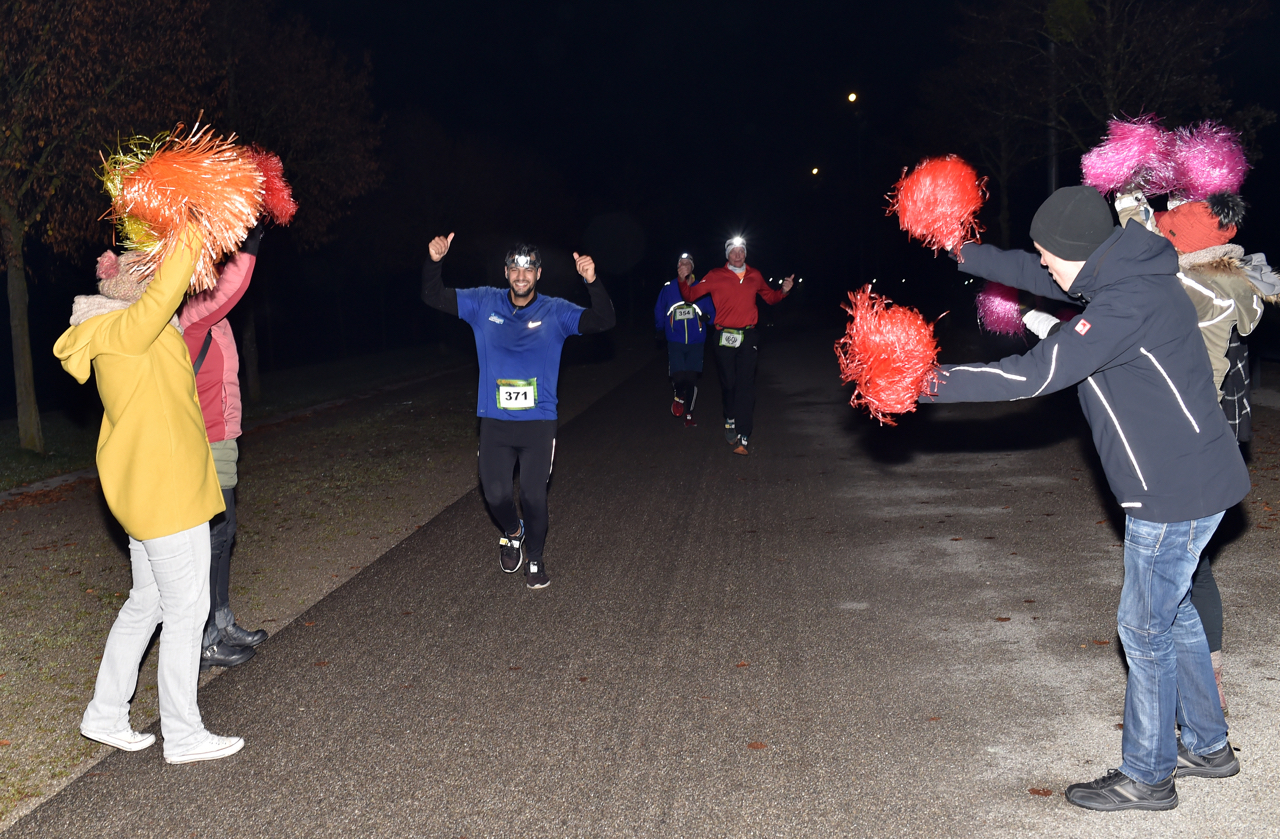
101, 123, 264, 292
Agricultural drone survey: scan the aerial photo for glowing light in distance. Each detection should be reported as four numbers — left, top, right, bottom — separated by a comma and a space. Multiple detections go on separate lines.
812, 167, 819, 175
847, 93, 858, 102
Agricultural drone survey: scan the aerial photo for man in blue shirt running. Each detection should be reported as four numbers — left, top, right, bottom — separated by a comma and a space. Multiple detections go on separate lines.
421, 232, 615, 589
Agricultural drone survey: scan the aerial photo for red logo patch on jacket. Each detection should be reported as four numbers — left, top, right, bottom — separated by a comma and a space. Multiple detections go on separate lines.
1074, 319, 1091, 336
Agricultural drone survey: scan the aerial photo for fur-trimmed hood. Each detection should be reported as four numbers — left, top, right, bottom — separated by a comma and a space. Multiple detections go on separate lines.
1180, 243, 1280, 303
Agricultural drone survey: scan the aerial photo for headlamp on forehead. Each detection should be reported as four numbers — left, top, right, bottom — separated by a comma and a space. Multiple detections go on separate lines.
504, 245, 541, 270
724, 236, 746, 257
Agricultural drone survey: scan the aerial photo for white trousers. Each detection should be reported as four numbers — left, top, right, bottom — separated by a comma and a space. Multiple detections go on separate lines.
81, 521, 211, 758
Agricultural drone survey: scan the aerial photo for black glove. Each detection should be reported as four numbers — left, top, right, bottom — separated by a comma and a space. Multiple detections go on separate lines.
241, 221, 266, 257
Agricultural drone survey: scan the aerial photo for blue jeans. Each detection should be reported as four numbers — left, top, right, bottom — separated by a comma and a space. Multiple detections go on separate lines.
1117, 513, 1228, 785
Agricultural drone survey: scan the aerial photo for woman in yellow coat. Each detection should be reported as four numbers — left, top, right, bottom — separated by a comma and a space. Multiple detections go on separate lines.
54, 228, 245, 764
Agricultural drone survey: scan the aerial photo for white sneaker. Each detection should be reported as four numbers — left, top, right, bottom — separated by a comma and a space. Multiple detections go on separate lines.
81, 728, 156, 752
165, 733, 245, 765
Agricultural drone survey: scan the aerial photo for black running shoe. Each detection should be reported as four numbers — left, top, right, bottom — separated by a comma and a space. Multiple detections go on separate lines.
723, 419, 736, 444
1177, 740, 1240, 779
1065, 769, 1177, 811
526, 558, 550, 589
499, 523, 525, 574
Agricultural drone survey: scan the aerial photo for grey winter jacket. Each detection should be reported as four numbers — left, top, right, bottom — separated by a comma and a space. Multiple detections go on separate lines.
930, 223, 1249, 523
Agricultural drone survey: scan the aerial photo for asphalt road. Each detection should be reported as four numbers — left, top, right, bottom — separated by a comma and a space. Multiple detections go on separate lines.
8, 329, 1280, 838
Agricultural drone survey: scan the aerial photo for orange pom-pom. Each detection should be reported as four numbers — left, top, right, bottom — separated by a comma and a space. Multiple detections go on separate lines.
247, 147, 298, 225
834, 286, 940, 425
103, 124, 263, 291
887, 155, 988, 254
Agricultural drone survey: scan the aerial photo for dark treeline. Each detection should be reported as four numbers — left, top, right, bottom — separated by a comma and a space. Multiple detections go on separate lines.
5, 0, 1280, 431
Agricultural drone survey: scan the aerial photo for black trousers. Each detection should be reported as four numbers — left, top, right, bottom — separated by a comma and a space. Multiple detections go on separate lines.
713, 327, 760, 438
478, 418, 557, 562
204, 487, 236, 646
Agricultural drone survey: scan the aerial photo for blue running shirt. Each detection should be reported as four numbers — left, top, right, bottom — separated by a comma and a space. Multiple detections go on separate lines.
457, 287, 585, 420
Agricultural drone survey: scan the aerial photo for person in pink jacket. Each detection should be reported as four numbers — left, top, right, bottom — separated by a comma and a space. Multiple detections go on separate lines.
178, 223, 268, 670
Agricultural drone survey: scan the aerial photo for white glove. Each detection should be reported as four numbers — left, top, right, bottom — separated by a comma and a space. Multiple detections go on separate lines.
1022, 309, 1060, 340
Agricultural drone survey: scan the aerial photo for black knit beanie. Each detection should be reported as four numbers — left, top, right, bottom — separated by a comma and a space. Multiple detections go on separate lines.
1029, 186, 1116, 261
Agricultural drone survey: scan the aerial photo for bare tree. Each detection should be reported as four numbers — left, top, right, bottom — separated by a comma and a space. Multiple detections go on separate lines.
0, 0, 213, 451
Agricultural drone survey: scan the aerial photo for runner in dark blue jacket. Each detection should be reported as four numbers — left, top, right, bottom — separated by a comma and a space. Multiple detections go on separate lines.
421, 233, 615, 590
926, 186, 1248, 812
654, 253, 714, 426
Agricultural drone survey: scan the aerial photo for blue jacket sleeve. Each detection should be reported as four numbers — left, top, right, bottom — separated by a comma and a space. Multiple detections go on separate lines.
957, 243, 1075, 303
926, 297, 1135, 403
655, 283, 673, 331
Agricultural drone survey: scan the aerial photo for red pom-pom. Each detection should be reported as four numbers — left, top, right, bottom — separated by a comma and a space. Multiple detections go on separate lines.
887, 155, 987, 254
247, 147, 298, 225
834, 286, 940, 425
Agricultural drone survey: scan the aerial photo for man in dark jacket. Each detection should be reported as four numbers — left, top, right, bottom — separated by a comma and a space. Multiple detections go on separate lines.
929, 186, 1248, 811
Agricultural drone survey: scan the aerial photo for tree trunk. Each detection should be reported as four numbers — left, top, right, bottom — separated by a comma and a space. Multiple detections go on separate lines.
2, 217, 45, 453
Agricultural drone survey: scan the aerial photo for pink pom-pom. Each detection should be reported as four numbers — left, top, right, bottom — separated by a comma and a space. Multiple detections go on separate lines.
96, 250, 120, 281
834, 286, 940, 425
975, 281, 1024, 336
247, 147, 298, 225
1081, 115, 1175, 195
1172, 122, 1249, 201
887, 155, 987, 254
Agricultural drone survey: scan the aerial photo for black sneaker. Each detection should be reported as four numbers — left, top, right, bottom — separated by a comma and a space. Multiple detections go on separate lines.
526, 558, 550, 589
1065, 769, 1177, 812
1177, 740, 1240, 779
499, 523, 525, 573
723, 419, 736, 444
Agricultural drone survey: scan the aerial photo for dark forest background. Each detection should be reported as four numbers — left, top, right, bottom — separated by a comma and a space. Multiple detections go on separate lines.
4, 0, 1279, 448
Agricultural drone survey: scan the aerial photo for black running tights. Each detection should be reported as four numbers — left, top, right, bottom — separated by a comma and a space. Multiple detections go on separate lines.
478, 418, 557, 562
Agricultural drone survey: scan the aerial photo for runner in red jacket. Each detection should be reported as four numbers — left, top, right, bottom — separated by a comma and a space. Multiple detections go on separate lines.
680, 236, 793, 455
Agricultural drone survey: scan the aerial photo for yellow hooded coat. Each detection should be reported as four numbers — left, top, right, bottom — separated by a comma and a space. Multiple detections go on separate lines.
53, 230, 224, 540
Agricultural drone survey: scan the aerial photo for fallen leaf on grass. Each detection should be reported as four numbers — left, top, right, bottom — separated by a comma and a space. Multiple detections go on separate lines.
995, 617, 1011, 622
1028, 788, 1053, 797
304, 621, 316, 626
950, 537, 963, 541
1024, 600, 1035, 603
509, 666, 522, 671
0, 740, 10, 746
578, 677, 588, 682
928, 717, 941, 722
746, 741, 768, 750
1092, 640, 1110, 646
314, 661, 329, 667
1115, 723, 1124, 730
735, 661, 750, 668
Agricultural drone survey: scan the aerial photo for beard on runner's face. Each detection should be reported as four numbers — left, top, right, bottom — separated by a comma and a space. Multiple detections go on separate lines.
507, 267, 538, 299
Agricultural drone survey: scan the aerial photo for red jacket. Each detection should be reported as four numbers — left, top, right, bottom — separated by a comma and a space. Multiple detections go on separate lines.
679, 264, 785, 329
178, 252, 255, 443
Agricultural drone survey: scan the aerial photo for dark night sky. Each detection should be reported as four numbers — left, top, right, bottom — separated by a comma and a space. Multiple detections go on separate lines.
281, 0, 966, 316
11, 1, 1280, 416
280, 0, 1280, 319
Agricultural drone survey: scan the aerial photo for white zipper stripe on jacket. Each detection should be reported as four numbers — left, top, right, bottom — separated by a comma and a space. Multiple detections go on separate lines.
949, 366, 1027, 381
1139, 347, 1200, 433
1085, 376, 1148, 491
1199, 304, 1235, 328
1179, 273, 1232, 305
1014, 344, 1058, 400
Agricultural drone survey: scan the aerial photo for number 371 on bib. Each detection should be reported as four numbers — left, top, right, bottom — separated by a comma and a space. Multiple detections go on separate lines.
496, 378, 538, 410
